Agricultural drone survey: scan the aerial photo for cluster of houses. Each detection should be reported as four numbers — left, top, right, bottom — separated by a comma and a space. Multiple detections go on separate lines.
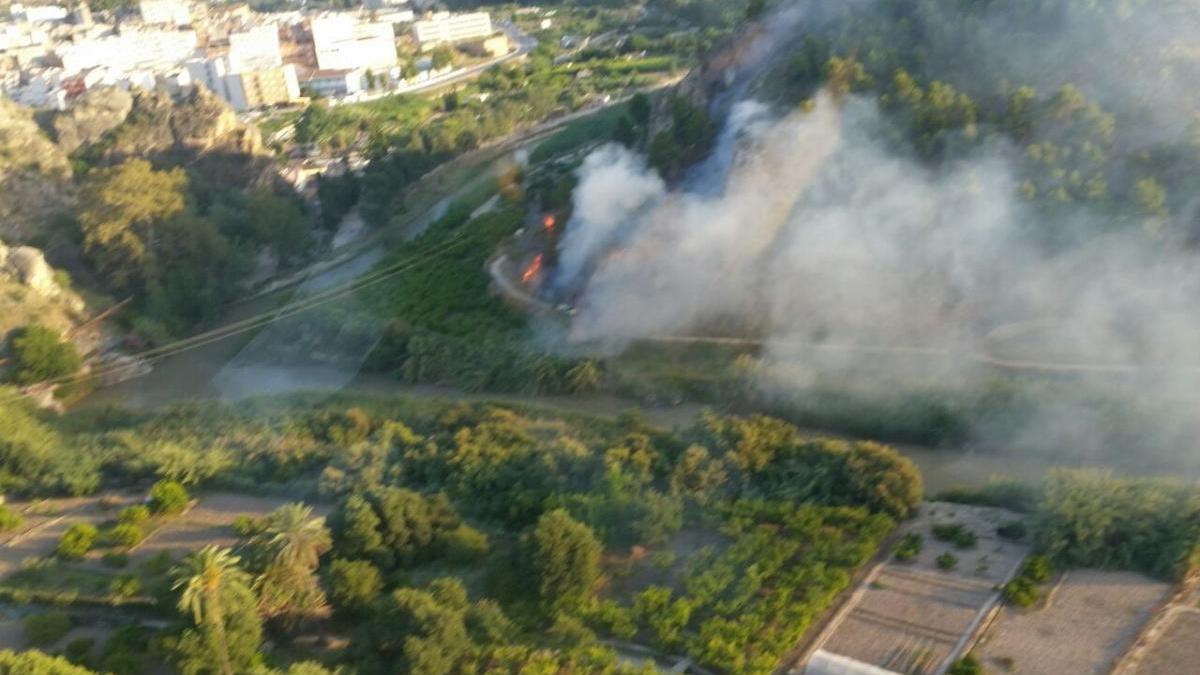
0, 0, 509, 111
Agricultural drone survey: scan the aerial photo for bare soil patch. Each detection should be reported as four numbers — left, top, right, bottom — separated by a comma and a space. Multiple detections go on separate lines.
130, 492, 328, 563
1125, 608, 1200, 675
978, 570, 1170, 675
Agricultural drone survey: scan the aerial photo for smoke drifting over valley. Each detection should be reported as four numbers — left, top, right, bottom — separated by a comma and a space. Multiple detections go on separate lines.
551, 0, 1200, 470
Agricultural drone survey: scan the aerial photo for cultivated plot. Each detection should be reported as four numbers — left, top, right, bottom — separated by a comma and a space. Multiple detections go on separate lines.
1120, 604, 1200, 675
804, 502, 1029, 675
978, 569, 1170, 675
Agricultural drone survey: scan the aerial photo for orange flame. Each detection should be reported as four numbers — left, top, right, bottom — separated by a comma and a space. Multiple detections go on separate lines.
522, 254, 543, 284
543, 215, 556, 231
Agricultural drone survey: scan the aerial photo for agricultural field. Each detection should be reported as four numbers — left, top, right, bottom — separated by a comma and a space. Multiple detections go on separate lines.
803, 502, 1029, 675
978, 570, 1171, 675
1124, 609, 1200, 675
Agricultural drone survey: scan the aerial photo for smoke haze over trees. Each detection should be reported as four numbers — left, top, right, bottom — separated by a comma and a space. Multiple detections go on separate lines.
553, 0, 1200, 469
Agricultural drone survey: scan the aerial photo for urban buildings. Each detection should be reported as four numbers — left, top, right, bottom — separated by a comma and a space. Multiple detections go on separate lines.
58, 28, 198, 76
224, 63, 300, 110
310, 15, 397, 71
138, 0, 191, 27
228, 25, 282, 71
411, 11, 492, 50
0, 2, 494, 111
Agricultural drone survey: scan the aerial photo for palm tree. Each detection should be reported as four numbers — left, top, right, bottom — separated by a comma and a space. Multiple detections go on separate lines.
252, 503, 332, 622
255, 502, 332, 572
566, 360, 603, 394
172, 546, 252, 675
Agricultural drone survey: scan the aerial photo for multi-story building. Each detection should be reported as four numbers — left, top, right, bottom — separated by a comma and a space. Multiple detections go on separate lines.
225, 63, 299, 110
139, 0, 191, 26
310, 16, 396, 71
58, 28, 198, 75
186, 55, 300, 111
411, 11, 491, 50
227, 24, 281, 71
10, 3, 70, 23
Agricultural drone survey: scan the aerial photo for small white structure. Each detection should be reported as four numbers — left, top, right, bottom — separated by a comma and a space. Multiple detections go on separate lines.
411, 11, 492, 49
306, 67, 364, 97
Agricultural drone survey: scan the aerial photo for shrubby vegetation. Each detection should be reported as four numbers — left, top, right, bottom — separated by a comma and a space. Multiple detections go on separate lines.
4, 325, 81, 386
1033, 470, 1200, 579
1002, 555, 1052, 608
7, 396, 919, 673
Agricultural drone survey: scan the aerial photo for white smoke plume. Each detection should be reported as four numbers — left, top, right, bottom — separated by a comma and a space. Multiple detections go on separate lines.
554, 92, 1200, 469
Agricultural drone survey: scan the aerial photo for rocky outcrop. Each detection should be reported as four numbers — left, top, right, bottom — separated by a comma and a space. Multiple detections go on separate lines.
51, 86, 134, 154
0, 96, 74, 241
0, 240, 89, 343
103, 87, 264, 161
0, 241, 83, 310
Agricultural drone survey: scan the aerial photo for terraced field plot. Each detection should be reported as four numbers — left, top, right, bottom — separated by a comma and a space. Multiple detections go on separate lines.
804, 502, 1029, 675
979, 570, 1170, 675
1124, 607, 1200, 675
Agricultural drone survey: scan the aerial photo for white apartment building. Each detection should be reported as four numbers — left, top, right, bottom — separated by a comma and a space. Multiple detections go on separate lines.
411, 11, 491, 49
58, 28, 198, 75
227, 24, 281, 72
139, 0, 191, 27
10, 4, 69, 23
310, 15, 396, 71
186, 54, 300, 111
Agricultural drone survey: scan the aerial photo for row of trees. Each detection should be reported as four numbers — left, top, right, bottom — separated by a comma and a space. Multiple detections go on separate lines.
168, 503, 333, 674
778, 0, 1186, 235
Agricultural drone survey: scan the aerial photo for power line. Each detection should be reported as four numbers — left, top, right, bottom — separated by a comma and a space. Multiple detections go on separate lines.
2, 233, 473, 406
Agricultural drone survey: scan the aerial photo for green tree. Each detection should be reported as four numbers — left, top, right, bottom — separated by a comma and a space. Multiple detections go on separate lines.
330, 492, 384, 561
244, 190, 311, 259
365, 585, 471, 675
149, 479, 189, 515
629, 92, 652, 126
171, 546, 261, 675
565, 360, 603, 394
431, 45, 455, 70
108, 523, 145, 548
77, 160, 189, 289
1134, 177, 1167, 217
6, 326, 81, 386
23, 611, 71, 646
948, 654, 983, 675
57, 523, 97, 560
0, 648, 95, 673
326, 558, 381, 615
530, 509, 601, 613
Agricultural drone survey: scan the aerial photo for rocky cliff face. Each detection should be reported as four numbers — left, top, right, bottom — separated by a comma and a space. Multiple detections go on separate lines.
0, 97, 73, 241
51, 86, 134, 154
103, 87, 265, 161
0, 239, 88, 338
